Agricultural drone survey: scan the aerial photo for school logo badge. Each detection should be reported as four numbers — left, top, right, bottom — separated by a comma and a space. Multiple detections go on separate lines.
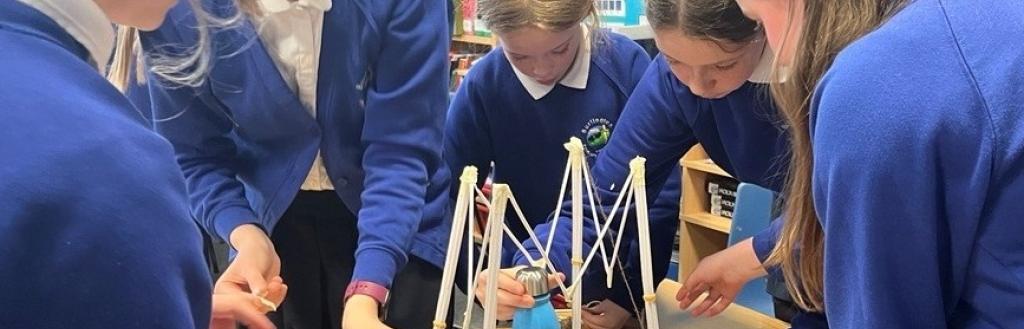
581, 118, 614, 157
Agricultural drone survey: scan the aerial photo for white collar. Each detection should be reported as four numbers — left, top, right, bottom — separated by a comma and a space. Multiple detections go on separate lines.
18, 0, 115, 73
510, 25, 592, 100
258, 0, 332, 14
747, 45, 774, 84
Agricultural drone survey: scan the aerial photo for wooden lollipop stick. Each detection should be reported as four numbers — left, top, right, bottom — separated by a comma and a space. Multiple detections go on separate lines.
630, 157, 660, 329
482, 184, 511, 329
567, 138, 584, 329
431, 167, 477, 328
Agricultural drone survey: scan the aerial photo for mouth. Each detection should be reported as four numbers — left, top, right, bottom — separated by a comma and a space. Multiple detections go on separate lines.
535, 78, 557, 86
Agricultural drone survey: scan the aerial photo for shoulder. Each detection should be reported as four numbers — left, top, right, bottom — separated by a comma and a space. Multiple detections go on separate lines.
593, 30, 649, 67
461, 49, 515, 94
815, 0, 987, 137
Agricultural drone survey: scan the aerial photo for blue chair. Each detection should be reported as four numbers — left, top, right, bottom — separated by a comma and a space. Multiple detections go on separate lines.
727, 183, 777, 315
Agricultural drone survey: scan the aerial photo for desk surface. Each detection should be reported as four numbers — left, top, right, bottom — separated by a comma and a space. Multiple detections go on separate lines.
655, 280, 790, 329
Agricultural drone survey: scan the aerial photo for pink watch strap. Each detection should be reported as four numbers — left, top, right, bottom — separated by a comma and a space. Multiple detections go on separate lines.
345, 280, 390, 305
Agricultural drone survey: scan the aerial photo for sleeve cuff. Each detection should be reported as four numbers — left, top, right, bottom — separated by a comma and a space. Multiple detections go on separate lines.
353, 248, 404, 288
211, 205, 260, 243
752, 217, 784, 263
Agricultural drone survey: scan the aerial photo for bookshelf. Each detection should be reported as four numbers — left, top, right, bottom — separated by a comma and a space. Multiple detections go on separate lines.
452, 34, 497, 47
678, 145, 735, 280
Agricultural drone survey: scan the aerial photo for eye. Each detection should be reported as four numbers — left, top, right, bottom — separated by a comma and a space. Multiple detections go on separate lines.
510, 55, 528, 61
714, 61, 738, 71
552, 45, 570, 55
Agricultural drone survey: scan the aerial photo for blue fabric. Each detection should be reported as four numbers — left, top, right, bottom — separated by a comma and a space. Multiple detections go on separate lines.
445, 32, 660, 308
445, 32, 652, 266
515, 55, 790, 313
0, 2, 211, 328
139, 0, 452, 287
810, 0, 1024, 327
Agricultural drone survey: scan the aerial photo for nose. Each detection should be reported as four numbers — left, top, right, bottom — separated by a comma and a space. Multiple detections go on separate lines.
532, 64, 553, 80
689, 75, 718, 98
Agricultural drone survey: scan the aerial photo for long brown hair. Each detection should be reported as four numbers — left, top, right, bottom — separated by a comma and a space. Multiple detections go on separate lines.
765, 0, 910, 312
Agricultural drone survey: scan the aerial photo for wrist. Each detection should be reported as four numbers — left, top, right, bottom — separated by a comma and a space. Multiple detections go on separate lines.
345, 294, 380, 309
229, 224, 269, 250
737, 239, 769, 280
345, 280, 390, 306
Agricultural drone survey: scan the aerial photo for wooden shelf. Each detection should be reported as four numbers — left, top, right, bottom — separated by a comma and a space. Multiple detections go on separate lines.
682, 158, 732, 178
678, 145, 733, 280
453, 34, 496, 46
608, 24, 654, 40
682, 212, 732, 234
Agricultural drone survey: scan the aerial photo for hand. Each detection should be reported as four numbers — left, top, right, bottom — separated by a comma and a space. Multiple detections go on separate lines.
473, 267, 564, 320
211, 276, 287, 329
210, 292, 275, 329
216, 224, 281, 297
342, 294, 392, 329
209, 278, 287, 329
581, 299, 631, 329
677, 238, 767, 317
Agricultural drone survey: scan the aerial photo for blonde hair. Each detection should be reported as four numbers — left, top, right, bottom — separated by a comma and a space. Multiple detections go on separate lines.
476, 0, 602, 44
764, 0, 909, 312
107, 0, 253, 92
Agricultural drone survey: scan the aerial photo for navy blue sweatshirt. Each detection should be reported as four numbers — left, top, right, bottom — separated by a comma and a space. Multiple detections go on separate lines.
0, 2, 211, 328
517, 55, 790, 312
139, 0, 452, 287
809, 0, 1024, 327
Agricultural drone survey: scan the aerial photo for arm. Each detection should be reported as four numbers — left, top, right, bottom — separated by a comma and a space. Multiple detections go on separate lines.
140, 2, 261, 242
353, 0, 450, 289
444, 76, 495, 197
810, 61, 988, 328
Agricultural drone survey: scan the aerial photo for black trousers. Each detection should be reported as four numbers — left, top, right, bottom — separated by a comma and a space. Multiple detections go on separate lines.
267, 191, 452, 329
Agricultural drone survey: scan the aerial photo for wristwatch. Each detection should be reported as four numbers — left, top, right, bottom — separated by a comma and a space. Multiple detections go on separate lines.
344, 280, 390, 306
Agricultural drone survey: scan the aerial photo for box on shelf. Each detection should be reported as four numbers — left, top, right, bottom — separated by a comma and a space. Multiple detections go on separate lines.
705, 175, 739, 219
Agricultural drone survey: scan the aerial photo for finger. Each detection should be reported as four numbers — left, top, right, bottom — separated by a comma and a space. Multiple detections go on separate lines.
496, 286, 533, 309
242, 269, 270, 296
210, 317, 235, 329
676, 278, 695, 301
677, 282, 708, 310
581, 311, 608, 329
214, 278, 246, 295
497, 271, 526, 295
691, 290, 721, 317
212, 294, 276, 329
268, 253, 282, 279
705, 295, 734, 317
262, 277, 288, 307
546, 273, 565, 291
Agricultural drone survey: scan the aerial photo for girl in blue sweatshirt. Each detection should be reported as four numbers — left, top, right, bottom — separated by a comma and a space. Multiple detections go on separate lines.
475, 0, 828, 328
0, 0, 285, 328
129, 0, 452, 328
738, 0, 1024, 327
444, 0, 661, 321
